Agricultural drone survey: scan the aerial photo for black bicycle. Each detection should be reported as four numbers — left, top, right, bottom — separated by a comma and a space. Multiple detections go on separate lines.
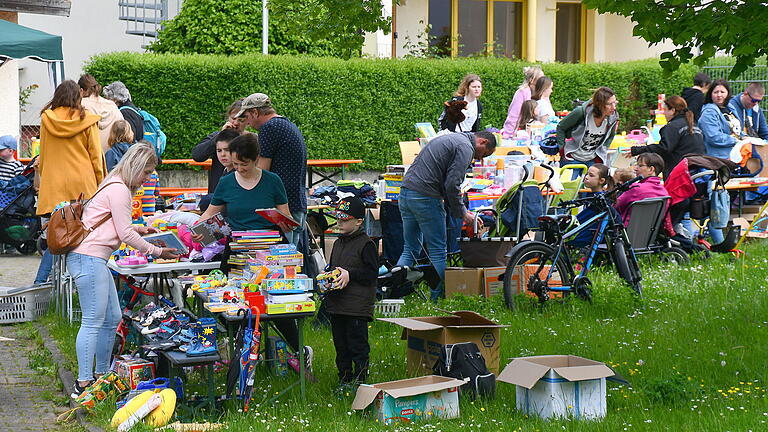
502, 176, 645, 309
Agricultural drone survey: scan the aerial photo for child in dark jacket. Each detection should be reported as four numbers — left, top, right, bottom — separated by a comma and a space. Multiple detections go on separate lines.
105, 120, 134, 171
324, 197, 378, 390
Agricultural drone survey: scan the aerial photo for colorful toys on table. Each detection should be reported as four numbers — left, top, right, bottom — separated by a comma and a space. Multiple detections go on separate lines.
116, 255, 149, 268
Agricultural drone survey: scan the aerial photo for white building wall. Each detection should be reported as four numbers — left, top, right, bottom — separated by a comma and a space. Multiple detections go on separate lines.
393, 0, 429, 58
597, 13, 675, 63
0, 60, 21, 138
17, 0, 146, 125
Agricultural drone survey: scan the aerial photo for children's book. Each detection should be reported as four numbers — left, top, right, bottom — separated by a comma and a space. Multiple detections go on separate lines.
254, 208, 299, 230
190, 212, 231, 245
142, 231, 189, 255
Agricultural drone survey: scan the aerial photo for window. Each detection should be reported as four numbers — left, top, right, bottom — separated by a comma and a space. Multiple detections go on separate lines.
556, 3, 582, 63
493, 1, 523, 59
458, 0, 488, 56
428, 0, 452, 56
426, 0, 523, 58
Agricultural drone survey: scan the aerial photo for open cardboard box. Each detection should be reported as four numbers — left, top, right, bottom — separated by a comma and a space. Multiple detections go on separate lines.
352, 375, 465, 424
497, 355, 626, 420
379, 310, 508, 374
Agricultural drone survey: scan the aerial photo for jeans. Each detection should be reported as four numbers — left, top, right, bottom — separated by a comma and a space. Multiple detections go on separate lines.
396, 188, 447, 301
285, 210, 307, 247
34, 249, 53, 284
330, 314, 370, 383
67, 252, 121, 382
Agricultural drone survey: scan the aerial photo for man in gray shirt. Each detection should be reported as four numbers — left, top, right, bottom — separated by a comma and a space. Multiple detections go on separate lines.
397, 131, 496, 300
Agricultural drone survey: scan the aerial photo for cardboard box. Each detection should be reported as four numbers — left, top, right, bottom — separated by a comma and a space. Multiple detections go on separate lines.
352, 375, 465, 424
482, 266, 506, 297
380, 311, 508, 375
497, 355, 625, 420
115, 358, 156, 390
265, 301, 316, 314
444, 268, 484, 297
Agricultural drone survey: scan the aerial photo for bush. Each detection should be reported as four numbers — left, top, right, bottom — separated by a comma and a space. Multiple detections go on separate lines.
85, 53, 697, 170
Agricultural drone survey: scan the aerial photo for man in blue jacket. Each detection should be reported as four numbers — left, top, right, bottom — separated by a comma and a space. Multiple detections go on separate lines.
396, 131, 496, 300
728, 82, 768, 139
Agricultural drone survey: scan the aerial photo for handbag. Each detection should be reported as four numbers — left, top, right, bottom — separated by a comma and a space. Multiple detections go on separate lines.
46, 182, 118, 255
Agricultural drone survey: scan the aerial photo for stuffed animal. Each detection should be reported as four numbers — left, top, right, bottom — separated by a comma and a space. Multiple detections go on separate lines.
444, 99, 468, 125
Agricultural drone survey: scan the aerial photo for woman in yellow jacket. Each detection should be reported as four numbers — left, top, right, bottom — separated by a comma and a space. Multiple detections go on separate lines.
37, 80, 107, 216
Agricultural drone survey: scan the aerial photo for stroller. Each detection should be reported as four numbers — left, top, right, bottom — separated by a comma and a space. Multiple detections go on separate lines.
0, 157, 42, 255
665, 155, 739, 253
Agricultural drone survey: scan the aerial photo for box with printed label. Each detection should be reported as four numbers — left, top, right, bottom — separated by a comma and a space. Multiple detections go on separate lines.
115, 358, 156, 390
482, 266, 506, 297
379, 311, 508, 375
504, 264, 563, 299
497, 355, 626, 420
352, 375, 465, 424
444, 267, 484, 298
265, 301, 316, 315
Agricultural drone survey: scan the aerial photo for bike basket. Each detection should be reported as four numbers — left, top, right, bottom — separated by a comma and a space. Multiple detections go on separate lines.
459, 237, 515, 267
0, 283, 52, 324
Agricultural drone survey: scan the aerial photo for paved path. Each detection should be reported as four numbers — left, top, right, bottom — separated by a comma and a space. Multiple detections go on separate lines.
0, 251, 41, 287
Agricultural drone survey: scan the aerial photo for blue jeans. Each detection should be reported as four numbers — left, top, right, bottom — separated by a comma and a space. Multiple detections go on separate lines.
396, 188, 447, 301
34, 249, 53, 284
67, 253, 121, 382
285, 210, 307, 247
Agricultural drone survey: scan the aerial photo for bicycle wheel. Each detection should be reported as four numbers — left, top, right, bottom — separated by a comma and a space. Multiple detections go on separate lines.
503, 241, 572, 309
610, 239, 642, 295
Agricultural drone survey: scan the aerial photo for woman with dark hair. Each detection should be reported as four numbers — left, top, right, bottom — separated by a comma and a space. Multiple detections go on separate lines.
194, 132, 312, 371
531, 76, 555, 122
556, 86, 619, 168
699, 78, 739, 160
78, 74, 123, 152
438, 74, 483, 132
192, 99, 247, 192
627, 95, 705, 177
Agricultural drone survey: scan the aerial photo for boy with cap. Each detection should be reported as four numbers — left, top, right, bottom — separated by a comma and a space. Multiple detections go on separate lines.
325, 197, 378, 392
0, 135, 24, 183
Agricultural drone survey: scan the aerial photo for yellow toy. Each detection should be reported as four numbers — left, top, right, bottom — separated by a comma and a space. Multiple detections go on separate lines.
111, 388, 176, 428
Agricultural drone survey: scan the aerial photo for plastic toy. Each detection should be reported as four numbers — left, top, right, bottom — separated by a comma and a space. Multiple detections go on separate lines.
316, 268, 343, 294
222, 290, 240, 303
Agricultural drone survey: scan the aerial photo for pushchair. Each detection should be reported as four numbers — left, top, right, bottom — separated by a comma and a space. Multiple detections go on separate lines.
665, 155, 740, 253
0, 157, 42, 255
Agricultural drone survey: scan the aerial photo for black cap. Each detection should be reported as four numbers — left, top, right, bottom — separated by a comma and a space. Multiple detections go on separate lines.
330, 197, 366, 220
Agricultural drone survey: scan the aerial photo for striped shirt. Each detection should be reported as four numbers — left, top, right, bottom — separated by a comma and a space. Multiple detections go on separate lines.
0, 159, 23, 183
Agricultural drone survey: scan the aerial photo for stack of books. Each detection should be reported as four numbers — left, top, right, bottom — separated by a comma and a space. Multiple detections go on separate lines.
227, 230, 282, 276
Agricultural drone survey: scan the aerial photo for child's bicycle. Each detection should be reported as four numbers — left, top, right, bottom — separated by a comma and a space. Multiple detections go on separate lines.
502, 176, 645, 309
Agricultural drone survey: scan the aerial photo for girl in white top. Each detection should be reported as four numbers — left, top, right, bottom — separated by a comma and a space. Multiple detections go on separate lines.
438, 74, 484, 132
532, 76, 555, 122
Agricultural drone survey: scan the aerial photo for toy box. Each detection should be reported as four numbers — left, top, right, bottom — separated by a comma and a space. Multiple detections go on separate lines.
352, 375, 465, 424
265, 301, 316, 315
497, 355, 626, 420
379, 311, 508, 375
263, 277, 312, 293
115, 358, 156, 390
266, 336, 289, 376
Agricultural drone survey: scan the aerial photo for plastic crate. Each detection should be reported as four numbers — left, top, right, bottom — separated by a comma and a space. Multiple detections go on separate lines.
0, 284, 52, 324
374, 299, 404, 317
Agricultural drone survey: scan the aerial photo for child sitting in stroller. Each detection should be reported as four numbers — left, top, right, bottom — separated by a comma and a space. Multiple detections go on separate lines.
0, 136, 23, 184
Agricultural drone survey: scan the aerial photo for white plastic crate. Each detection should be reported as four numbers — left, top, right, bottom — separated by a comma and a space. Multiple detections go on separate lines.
0, 284, 52, 324
374, 299, 404, 317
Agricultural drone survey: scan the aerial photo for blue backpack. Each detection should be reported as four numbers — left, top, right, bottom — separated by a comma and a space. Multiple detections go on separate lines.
120, 105, 167, 157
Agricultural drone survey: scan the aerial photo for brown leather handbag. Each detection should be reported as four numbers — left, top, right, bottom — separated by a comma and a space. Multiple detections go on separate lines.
46, 183, 118, 255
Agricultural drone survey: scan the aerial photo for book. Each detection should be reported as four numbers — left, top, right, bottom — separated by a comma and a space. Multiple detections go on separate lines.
254, 208, 299, 230
142, 231, 189, 255
190, 212, 231, 245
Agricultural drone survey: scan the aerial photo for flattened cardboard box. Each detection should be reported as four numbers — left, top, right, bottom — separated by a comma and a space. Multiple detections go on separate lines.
380, 310, 508, 375
352, 375, 466, 424
497, 355, 626, 420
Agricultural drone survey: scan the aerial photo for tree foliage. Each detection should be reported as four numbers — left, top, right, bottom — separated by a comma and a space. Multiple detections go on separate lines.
582, 0, 765, 78
150, 0, 347, 56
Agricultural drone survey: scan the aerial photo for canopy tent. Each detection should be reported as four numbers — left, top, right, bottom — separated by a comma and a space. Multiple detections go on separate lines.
0, 19, 65, 88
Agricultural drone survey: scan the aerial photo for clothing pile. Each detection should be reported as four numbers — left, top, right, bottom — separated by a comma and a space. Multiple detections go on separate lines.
310, 180, 377, 206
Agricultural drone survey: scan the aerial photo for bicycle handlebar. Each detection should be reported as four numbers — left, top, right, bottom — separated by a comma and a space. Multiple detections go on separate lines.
558, 176, 645, 208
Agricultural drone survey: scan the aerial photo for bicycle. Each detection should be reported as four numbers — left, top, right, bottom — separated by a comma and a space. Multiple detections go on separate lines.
502, 176, 645, 309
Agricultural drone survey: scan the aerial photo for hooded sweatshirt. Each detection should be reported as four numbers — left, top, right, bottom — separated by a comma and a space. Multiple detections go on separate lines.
37, 107, 106, 214
556, 100, 619, 163
681, 87, 706, 121
81, 94, 124, 151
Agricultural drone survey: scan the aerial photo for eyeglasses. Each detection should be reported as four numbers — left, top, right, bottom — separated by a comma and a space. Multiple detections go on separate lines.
635, 163, 648, 168
747, 93, 763, 104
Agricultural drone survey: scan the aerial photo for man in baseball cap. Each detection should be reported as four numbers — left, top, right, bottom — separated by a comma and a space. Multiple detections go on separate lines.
237, 93, 308, 248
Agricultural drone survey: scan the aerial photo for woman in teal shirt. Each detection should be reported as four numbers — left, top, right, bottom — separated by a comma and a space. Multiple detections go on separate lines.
197, 132, 293, 232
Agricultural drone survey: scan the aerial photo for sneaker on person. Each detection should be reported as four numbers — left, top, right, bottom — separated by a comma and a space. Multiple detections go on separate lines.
70, 380, 91, 399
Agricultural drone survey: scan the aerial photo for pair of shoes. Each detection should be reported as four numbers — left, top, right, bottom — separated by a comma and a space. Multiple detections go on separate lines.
70, 380, 92, 399
183, 318, 218, 357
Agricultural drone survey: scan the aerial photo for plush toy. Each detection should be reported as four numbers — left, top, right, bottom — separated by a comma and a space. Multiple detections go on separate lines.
444, 99, 468, 125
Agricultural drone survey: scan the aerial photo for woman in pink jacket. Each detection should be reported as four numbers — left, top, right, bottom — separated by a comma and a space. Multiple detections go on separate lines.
502, 66, 544, 138
67, 143, 178, 396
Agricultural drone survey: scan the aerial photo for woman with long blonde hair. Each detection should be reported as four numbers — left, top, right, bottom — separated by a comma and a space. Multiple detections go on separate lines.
67, 143, 178, 396
502, 65, 544, 138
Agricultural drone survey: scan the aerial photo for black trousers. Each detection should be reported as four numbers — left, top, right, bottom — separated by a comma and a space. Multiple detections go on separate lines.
330, 314, 370, 383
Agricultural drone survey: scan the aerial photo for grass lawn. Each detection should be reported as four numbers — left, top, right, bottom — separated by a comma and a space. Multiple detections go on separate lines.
45, 240, 768, 431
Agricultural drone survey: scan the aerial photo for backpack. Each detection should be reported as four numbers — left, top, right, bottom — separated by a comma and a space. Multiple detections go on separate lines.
120, 105, 167, 157
432, 342, 496, 400
45, 182, 119, 255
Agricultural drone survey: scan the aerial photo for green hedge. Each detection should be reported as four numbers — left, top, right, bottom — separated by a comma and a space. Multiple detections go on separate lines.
85, 53, 697, 170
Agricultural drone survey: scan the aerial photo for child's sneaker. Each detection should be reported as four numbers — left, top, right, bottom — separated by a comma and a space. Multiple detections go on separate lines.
303, 346, 314, 375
